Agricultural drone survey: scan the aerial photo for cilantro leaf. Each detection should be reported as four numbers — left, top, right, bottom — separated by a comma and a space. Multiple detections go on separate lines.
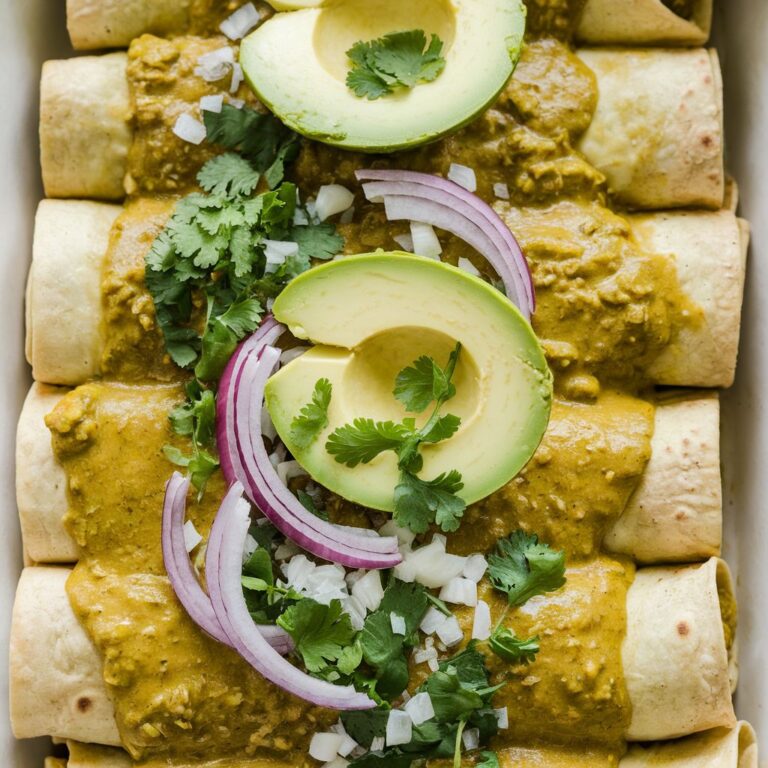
326, 418, 413, 467
218, 297, 263, 337
420, 413, 461, 444
203, 105, 300, 188
298, 490, 329, 521
291, 378, 333, 450
169, 381, 216, 447
394, 469, 466, 534
277, 598, 360, 675
290, 222, 345, 261
488, 531, 566, 607
197, 153, 260, 197
346, 30, 447, 101
488, 627, 539, 665
477, 752, 501, 768
394, 350, 457, 413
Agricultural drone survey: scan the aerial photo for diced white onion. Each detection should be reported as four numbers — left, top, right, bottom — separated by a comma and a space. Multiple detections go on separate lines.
378, 520, 416, 548
337, 732, 358, 758
370, 736, 385, 752
494, 706, 509, 730
351, 571, 384, 613
462, 727, 480, 751
279, 346, 310, 365
404, 692, 435, 725
172, 114, 207, 145
463, 554, 488, 583
393, 234, 415, 252
282, 555, 349, 605
199, 94, 224, 114
230, 62, 244, 93
219, 3, 261, 40
410, 222, 442, 260
260, 403, 278, 442
439, 577, 478, 607
342, 594, 366, 631
457, 257, 481, 278
494, 182, 510, 200
427, 657, 440, 672
340, 205, 355, 225
293, 207, 310, 226
183, 520, 203, 553
386, 710, 412, 747
242, 533, 259, 562
195, 47, 235, 82
316, 185, 355, 222
394, 539, 466, 589
274, 541, 300, 560
309, 733, 344, 762
432, 534, 447, 548
413, 645, 438, 665
228, 97, 245, 109
277, 460, 307, 486
448, 163, 477, 192
436, 615, 464, 647
472, 600, 492, 641
420, 606, 448, 635
264, 240, 299, 272
390, 613, 407, 636
322, 759, 349, 768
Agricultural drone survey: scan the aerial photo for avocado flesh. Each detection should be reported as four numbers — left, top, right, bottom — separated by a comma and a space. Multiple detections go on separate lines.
240, 0, 526, 152
265, 253, 552, 512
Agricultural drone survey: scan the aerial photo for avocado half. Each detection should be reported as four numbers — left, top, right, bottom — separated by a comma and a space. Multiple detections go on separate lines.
240, 0, 527, 152
265, 253, 552, 512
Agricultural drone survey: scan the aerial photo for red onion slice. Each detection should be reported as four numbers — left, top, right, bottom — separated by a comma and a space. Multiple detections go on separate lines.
355, 168, 535, 317
207, 481, 376, 710
162, 471, 293, 654
232, 345, 402, 569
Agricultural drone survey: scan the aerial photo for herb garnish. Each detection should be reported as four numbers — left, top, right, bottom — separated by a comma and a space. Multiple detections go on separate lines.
484, 531, 566, 666
342, 643, 503, 768
147, 104, 344, 493
346, 29, 447, 100
326, 344, 466, 534
290, 378, 333, 449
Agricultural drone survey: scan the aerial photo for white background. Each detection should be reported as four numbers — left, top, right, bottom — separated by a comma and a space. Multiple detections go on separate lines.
0, 1, 765, 765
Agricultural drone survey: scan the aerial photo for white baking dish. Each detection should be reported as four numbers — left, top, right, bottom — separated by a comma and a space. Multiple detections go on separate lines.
0, 1, 765, 765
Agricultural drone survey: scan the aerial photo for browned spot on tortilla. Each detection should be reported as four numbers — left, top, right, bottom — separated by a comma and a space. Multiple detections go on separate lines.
77, 697, 92, 712
677, 621, 690, 636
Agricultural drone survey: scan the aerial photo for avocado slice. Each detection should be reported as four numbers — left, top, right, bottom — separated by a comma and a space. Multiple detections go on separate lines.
240, 0, 526, 152
265, 253, 552, 512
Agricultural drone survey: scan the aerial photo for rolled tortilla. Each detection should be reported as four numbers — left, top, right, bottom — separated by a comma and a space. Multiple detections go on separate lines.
605, 391, 721, 564
624, 557, 737, 741
632, 210, 749, 389
66, 0, 191, 51
16, 384, 77, 564
10, 567, 120, 746
44, 724, 760, 767
26, 200, 121, 386
12, 558, 736, 746
26, 200, 747, 391
15, 383, 723, 566
40, 54, 132, 201
577, 48, 724, 210
576, 0, 712, 46
39, 47, 724, 212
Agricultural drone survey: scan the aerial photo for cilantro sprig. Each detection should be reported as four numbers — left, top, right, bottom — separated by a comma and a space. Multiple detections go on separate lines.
146, 104, 344, 494
326, 344, 466, 534
488, 627, 539, 665
487, 531, 566, 607
346, 29, 447, 100
290, 378, 333, 449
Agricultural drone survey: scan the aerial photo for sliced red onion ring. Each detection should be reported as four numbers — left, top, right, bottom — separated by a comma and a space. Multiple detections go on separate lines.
355, 168, 535, 317
207, 481, 376, 710
162, 471, 293, 654
216, 320, 401, 568
233, 345, 402, 568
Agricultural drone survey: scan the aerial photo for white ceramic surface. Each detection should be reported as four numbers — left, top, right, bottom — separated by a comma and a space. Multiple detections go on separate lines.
1, 1, 765, 766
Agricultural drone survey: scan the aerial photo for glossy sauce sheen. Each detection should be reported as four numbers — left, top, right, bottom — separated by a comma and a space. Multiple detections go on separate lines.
47, 0, 706, 764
